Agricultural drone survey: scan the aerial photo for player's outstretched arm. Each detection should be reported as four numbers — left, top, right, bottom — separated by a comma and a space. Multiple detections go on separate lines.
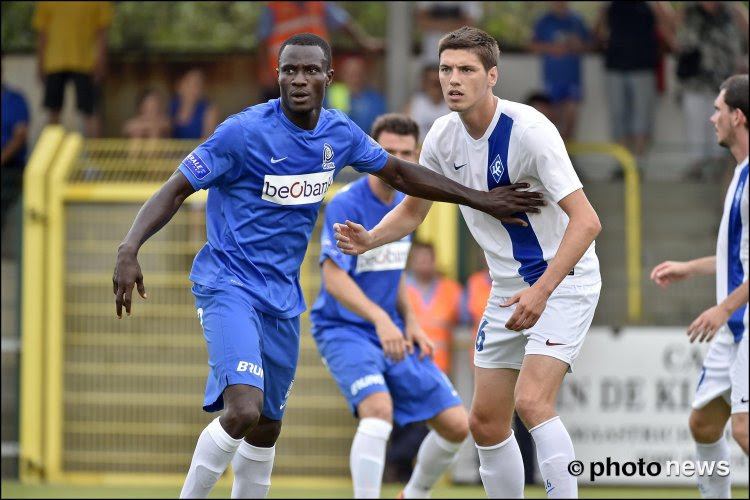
687, 279, 749, 343
113, 169, 196, 318
650, 256, 716, 289
321, 259, 407, 361
374, 155, 546, 225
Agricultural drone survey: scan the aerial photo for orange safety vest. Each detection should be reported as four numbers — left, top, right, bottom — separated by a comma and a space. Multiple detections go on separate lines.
264, 2, 329, 84
406, 277, 463, 374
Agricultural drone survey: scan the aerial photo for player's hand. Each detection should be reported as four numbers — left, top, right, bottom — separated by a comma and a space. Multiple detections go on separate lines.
334, 220, 373, 256
405, 321, 434, 361
374, 313, 407, 362
482, 183, 546, 226
650, 260, 691, 289
112, 248, 147, 318
500, 285, 551, 331
687, 305, 730, 343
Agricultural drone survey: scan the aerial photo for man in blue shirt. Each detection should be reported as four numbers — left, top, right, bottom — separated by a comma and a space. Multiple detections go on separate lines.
112, 33, 544, 499
530, 2, 591, 141
311, 114, 469, 498
1, 81, 30, 232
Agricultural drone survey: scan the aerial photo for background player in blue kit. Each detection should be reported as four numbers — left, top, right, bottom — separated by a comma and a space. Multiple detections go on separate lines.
310, 114, 469, 499
111, 33, 544, 499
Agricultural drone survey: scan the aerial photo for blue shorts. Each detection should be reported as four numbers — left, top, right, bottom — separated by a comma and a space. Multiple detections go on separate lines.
544, 80, 582, 103
312, 324, 462, 426
192, 283, 299, 421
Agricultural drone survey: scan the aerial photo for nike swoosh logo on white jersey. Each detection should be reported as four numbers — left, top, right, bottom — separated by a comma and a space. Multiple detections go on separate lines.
271, 157, 288, 163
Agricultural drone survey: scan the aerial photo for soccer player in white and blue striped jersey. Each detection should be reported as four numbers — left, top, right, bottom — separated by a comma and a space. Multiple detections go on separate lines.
335, 27, 602, 498
651, 74, 749, 498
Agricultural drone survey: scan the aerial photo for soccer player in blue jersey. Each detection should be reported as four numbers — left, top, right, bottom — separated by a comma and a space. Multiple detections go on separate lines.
112, 33, 544, 499
651, 74, 748, 498
310, 114, 469, 498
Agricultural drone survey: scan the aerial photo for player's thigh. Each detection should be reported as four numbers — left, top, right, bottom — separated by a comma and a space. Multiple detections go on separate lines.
315, 327, 389, 418
470, 366, 517, 431
258, 313, 301, 422
689, 396, 731, 442
357, 391, 394, 422
730, 333, 748, 415
385, 352, 462, 428
525, 282, 600, 371
192, 284, 264, 412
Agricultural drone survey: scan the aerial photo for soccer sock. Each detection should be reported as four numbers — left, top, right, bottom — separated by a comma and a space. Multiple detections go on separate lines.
695, 437, 731, 498
180, 416, 242, 499
230, 441, 276, 498
529, 416, 577, 499
476, 430, 525, 498
350, 417, 393, 498
403, 430, 463, 498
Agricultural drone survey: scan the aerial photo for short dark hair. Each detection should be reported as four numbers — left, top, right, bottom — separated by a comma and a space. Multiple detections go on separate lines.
370, 113, 420, 143
525, 92, 552, 107
720, 74, 749, 128
278, 33, 332, 71
410, 240, 435, 255
438, 26, 501, 71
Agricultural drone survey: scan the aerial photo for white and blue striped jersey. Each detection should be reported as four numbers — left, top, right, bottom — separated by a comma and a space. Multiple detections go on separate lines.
716, 157, 749, 342
419, 98, 600, 294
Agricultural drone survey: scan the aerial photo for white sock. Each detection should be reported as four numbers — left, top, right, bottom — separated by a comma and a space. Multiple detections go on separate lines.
403, 430, 463, 498
231, 441, 276, 498
529, 416, 577, 499
476, 431, 524, 498
180, 416, 242, 499
350, 417, 393, 498
695, 437, 731, 498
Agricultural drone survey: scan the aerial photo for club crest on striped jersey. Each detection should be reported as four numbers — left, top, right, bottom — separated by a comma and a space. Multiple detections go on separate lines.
322, 143, 335, 170
490, 153, 505, 183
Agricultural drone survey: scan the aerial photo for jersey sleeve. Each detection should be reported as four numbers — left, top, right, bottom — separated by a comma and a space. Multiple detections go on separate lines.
177, 116, 245, 190
347, 118, 389, 174
520, 121, 583, 203
319, 194, 357, 273
418, 128, 443, 175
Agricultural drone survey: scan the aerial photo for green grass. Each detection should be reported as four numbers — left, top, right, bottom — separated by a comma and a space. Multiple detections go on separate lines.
2, 480, 748, 499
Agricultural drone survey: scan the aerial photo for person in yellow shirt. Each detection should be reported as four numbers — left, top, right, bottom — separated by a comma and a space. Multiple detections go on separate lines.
33, 1, 113, 137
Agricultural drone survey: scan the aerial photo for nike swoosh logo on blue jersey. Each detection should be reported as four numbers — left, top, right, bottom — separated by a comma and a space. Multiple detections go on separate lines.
453, 163, 467, 170
271, 156, 288, 163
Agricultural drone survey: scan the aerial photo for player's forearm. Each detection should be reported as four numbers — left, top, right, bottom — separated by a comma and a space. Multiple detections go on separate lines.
323, 263, 389, 325
687, 256, 717, 276
368, 197, 428, 250
395, 275, 417, 328
1, 126, 28, 166
534, 210, 601, 295
718, 280, 749, 316
118, 171, 194, 255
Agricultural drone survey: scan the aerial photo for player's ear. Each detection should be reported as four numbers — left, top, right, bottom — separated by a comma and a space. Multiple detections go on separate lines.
326, 68, 334, 87
488, 66, 498, 87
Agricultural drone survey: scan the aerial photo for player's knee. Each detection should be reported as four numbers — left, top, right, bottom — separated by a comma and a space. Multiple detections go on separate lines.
438, 417, 469, 443
249, 420, 283, 448
222, 404, 262, 437
468, 409, 498, 443
731, 416, 749, 452
357, 393, 393, 422
688, 410, 725, 443
514, 394, 546, 428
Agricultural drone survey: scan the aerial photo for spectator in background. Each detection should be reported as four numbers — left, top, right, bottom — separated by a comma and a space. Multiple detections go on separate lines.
594, 1, 676, 168
256, 1, 382, 103
524, 91, 554, 122
675, 1, 748, 180
404, 64, 451, 145
122, 88, 171, 139
325, 55, 386, 135
530, 1, 591, 142
32, 1, 112, 138
170, 69, 220, 140
416, 2, 482, 65
1, 77, 30, 233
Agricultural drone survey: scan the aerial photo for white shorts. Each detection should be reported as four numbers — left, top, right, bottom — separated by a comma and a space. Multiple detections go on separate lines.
473, 282, 601, 372
693, 328, 748, 414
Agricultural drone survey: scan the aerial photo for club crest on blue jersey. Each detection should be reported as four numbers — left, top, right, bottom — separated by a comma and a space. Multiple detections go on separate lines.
323, 143, 336, 170
181, 152, 211, 180
490, 153, 505, 183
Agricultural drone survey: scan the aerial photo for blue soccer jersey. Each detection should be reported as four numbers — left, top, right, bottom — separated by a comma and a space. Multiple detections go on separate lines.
310, 177, 411, 339
177, 99, 388, 318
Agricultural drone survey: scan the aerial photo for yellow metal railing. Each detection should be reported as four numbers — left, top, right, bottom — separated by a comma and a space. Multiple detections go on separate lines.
566, 142, 642, 322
